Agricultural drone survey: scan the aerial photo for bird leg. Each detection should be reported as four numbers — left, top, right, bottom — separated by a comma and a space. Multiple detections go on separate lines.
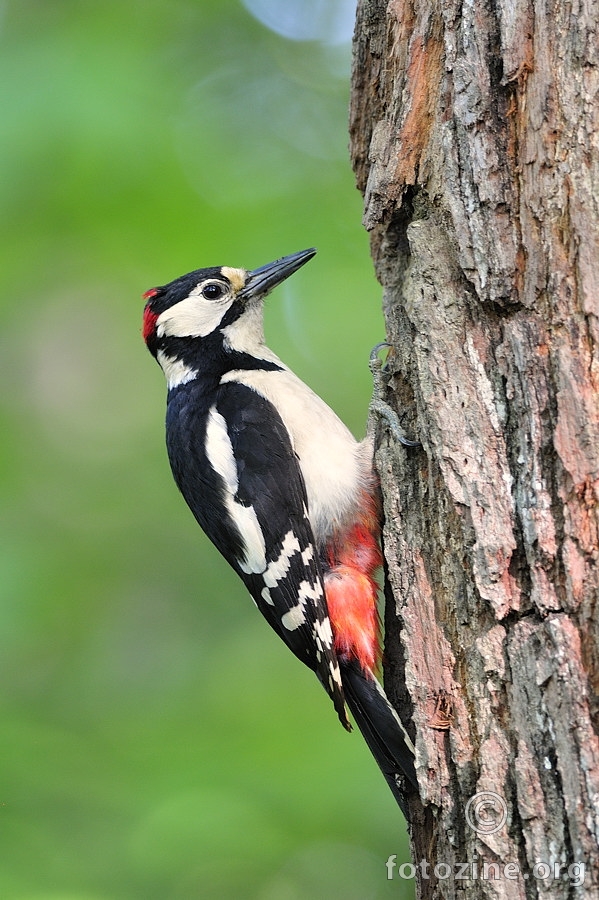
368, 343, 421, 447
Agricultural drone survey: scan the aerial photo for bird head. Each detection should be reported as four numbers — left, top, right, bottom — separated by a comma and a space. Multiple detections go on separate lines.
142, 248, 316, 367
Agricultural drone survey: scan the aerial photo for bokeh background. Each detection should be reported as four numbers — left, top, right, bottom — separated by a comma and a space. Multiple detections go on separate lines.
1, 1, 413, 897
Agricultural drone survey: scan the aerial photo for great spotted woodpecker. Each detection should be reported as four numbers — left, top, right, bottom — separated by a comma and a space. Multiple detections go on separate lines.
143, 248, 417, 813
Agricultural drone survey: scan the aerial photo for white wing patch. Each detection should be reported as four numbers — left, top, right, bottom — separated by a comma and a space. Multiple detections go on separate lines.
156, 351, 198, 389
205, 406, 238, 491
205, 405, 267, 574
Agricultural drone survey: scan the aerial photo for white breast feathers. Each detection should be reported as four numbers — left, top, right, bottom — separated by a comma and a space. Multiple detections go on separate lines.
220, 366, 373, 547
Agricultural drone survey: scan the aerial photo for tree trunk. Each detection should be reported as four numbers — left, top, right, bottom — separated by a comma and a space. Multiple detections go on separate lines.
349, 1, 599, 897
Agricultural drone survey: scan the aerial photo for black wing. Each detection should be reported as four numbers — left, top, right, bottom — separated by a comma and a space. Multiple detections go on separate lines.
167, 378, 349, 729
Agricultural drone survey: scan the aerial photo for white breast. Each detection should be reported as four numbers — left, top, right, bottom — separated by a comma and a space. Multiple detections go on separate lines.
221, 366, 372, 546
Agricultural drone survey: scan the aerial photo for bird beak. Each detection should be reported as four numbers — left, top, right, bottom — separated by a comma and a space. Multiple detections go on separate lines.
238, 248, 317, 300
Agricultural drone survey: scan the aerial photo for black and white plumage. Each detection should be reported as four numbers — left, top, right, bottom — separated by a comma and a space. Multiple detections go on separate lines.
143, 249, 417, 813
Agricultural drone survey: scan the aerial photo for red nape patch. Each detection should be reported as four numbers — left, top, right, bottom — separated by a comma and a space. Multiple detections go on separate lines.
143, 287, 159, 300
142, 306, 159, 342
325, 567, 380, 671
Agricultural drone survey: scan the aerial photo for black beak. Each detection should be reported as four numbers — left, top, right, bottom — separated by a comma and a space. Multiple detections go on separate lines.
238, 248, 316, 300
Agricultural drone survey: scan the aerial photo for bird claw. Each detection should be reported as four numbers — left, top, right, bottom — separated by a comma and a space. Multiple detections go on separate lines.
368, 343, 421, 448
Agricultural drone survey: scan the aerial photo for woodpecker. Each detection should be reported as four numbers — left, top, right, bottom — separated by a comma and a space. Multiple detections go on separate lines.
142, 248, 417, 813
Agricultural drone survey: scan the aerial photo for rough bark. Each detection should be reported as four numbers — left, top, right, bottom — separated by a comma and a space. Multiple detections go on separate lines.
350, 1, 599, 897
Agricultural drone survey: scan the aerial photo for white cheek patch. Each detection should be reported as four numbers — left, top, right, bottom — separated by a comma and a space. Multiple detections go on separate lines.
156, 293, 234, 339
205, 405, 267, 574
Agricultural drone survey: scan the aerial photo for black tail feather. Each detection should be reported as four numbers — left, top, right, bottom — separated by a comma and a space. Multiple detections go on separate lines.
340, 659, 417, 817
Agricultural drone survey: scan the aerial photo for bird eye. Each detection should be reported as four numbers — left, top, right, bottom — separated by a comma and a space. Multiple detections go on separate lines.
201, 282, 226, 301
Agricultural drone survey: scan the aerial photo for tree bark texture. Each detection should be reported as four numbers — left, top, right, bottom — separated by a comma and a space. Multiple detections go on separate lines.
350, 1, 599, 897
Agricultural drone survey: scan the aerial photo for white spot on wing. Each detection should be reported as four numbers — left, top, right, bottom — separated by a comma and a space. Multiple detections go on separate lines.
281, 604, 306, 631
297, 579, 323, 602
278, 578, 323, 632
313, 617, 333, 648
301, 546, 314, 564
156, 351, 198, 389
205, 405, 266, 574
261, 586, 274, 605
262, 531, 301, 588
329, 661, 343, 690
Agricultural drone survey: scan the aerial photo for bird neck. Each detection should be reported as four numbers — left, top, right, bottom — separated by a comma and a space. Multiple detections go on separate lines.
158, 331, 284, 393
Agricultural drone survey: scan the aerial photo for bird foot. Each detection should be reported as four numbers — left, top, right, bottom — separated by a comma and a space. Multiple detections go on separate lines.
368, 343, 421, 448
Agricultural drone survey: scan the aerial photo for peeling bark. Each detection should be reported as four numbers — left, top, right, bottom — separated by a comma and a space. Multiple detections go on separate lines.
350, 1, 599, 897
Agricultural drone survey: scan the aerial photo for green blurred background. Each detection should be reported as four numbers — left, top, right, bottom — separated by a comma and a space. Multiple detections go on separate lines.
1, 1, 412, 897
